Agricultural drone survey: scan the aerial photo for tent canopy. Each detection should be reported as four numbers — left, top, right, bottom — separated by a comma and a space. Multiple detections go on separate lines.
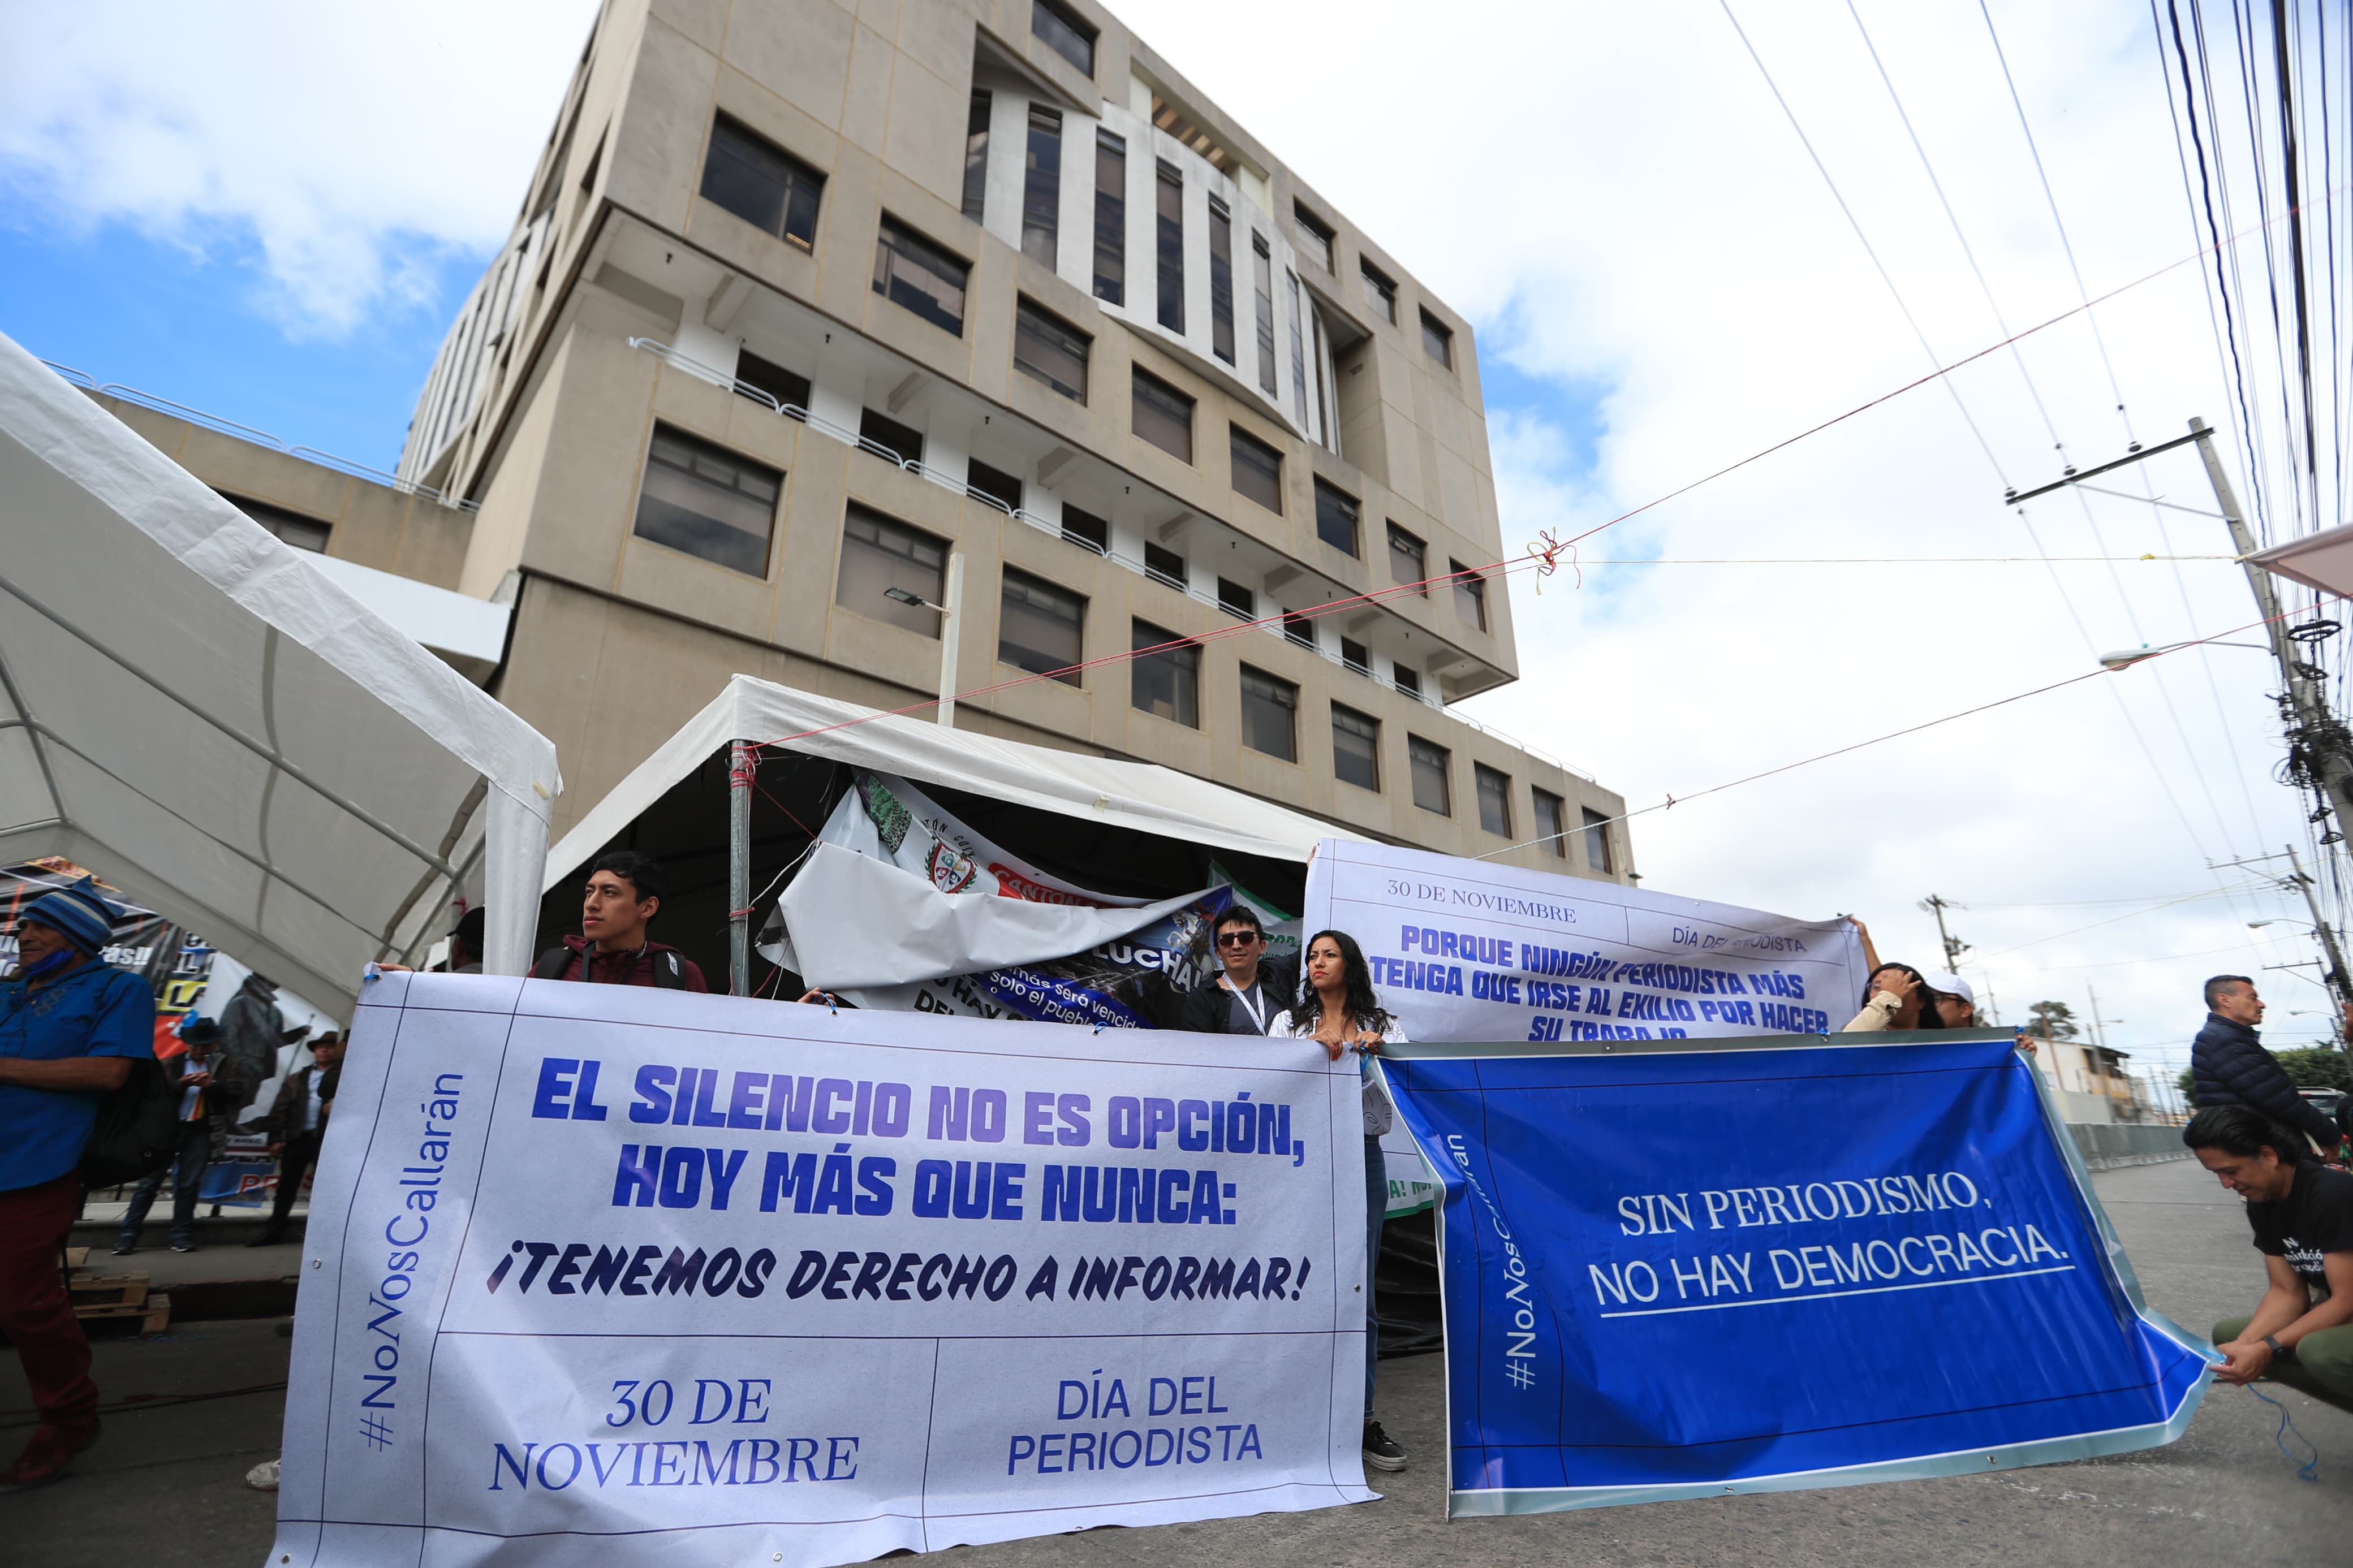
2250, 522, 2353, 601
0, 333, 559, 1012
546, 675, 1371, 892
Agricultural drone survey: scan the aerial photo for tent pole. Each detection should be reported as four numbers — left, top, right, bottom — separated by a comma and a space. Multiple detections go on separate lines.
729, 738, 752, 996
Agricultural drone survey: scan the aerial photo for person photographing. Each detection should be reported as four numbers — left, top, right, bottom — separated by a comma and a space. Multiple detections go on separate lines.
1268, 929, 1410, 1474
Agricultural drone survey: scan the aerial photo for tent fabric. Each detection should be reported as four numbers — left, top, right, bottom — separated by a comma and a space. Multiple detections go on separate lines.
0, 333, 559, 1010
2249, 521, 2353, 601
545, 674, 1373, 886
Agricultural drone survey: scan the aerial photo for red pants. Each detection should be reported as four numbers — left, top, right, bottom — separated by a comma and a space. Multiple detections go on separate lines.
0, 1174, 97, 1428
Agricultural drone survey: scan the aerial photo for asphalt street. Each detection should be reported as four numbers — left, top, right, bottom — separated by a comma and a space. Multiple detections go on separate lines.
5, 1157, 2347, 1567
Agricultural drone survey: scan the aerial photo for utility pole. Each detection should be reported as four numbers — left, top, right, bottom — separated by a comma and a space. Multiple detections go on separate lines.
2282, 841, 2352, 1047
1920, 894, 1968, 972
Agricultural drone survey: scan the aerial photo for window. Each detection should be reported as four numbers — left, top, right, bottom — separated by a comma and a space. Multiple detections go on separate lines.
966, 458, 1022, 514
999, 567, 1085, 684
859, 407, 925, 466
962, 90, 991, 223
701, 115, 825, 252
1451, 560, 1488, 630
1144, 541, 1187, 589
1361, 261, 1397, 324
837, 503, 946, 636
734, 351, 810, 420
1286, 271, 1308, 424
1391, 662, 1421, 698
1208, 196, 1236, 365
1340, 636, 1369, 675
1475, 764, 1512, 836
1331, 705, 1380, 791
1282, 610, 1315, 650
1032, 0, 1096, 76
632, 424, 779, 576
1022, 105, 1062, 268
1131, 620, 1198, 725
872, 217, 969, 335
1014, 296, 1090, 401
1230, 425, 1283, 512
1583, 809, 1615, 874
1239, 666, 1297, 761
1252, 235, 1277, 396
1533, 788, 1568, 859
1388, 522, 1426, 591
1420, 309, 1454, 369
1062, 504, 1109, 555
1131, 369, 1193, 462
1155, 160, 1184, 332
1093, 130, 1125, 305
223, 494, 331, 553
1294, 202, 1333, 270
1314, 479, 1360, 556
1409, 736, 1451, 815
1217, 576, 1254, 619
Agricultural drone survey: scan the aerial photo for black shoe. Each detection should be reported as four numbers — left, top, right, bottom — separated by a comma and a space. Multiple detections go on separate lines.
109, 1241, 135, 1257
1362, 1420, 1408, 1472
245, 1234, 285, 1249
170, 1241, 198, 1254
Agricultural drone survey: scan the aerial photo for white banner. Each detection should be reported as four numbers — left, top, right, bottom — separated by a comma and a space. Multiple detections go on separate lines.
272, 974, 1374, 1567
1304, 840, 1869, 1047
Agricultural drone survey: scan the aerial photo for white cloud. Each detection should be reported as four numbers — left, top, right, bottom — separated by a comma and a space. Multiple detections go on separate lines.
0, 1, 597, 335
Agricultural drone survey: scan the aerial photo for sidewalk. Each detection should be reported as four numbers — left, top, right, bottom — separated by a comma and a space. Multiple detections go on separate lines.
6, 1161, 2349, 1568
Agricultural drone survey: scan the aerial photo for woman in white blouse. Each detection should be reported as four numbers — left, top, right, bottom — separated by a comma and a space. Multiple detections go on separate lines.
1268, 928, 1411, 1474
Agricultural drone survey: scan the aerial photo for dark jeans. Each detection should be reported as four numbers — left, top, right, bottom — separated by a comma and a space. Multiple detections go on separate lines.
118, 1121, 210, 1248
260, 1130, 321, 1241
1365, 1134, 1386, 1422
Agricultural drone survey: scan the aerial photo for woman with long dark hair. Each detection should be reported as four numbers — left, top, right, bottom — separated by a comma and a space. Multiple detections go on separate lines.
1267, 928, 1410, 1474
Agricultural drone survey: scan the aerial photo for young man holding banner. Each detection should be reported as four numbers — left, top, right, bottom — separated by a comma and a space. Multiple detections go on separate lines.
1179, 906, 1296, 1035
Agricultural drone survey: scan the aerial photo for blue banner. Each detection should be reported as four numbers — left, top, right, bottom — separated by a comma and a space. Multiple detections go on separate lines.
1378, 1031, 2211, 1514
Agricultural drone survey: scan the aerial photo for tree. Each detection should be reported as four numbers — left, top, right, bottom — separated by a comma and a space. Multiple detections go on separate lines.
2273, 1047, 2353, 1094
2178, 1065, 2197, 1105
2026, 1000, 2080, 1041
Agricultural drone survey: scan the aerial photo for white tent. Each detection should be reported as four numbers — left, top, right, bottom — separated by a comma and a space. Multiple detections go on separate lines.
0, 333, 559, 1012
546, 673, 1369, 887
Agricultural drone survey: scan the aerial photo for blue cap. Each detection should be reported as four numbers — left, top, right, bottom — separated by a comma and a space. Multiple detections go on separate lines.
19, 875, 118, 956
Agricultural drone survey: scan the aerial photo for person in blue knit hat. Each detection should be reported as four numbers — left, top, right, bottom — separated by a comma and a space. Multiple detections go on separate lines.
0, 874, 154, 1487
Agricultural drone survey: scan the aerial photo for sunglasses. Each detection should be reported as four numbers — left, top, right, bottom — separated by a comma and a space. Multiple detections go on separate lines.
1216, 931, 1262, 948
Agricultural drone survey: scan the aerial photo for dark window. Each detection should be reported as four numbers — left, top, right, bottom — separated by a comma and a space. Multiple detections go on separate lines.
1286, 271, 1308, 422
962, 90, 991, 223
223, 493, 331, 552
872, 216, 969, 335
1252, 234, 1277, 395
1420, 309, 1454, 368
1022, 105, 1062, 268
1000, 567, 1085, 683
1361, 260, 1397, 324
1533, 788, 1568, 859
1475, 764, 1511, 836
1144, 541, 1187, 589
1388, 522, 1426, 592
1155, 160, 1184, 332
1583, 808, 1615, 874
701, 115, 825, 251
1331, 705, 1379, 791
859, 407, 925, 466
1239, 666, 1297, 761
1032, 0, 1096, 76
1282, 610, 1315, 650
1132, 369, 1193, 462
1014, 296, 1090, 402
1093, 130, 1126, 305
966, 458, 1022, 515
1340, 636, 1369, 675
1392, 662, 1421, 698
1208, 196, 1236, 364
1314, 479, 1359, 556
1409, 736, 1451, 815
1451, 560, 1488, 630
1217, 576, 1254, 619
1131, 619, 1198, 725
734, 351, 810, 420
1230, 426, 1283, 512
1294, 202, 1333, 270
632, 424, 779, 576
837, 503, 946, 637
1062, 504, 1109, 555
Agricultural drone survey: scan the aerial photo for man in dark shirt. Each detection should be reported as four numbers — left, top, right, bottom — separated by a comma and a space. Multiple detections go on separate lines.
1177, 907, 1296, 1035
531, 852, 708, 991
2188, 976, 2348, 1160
2186, 1105, 2353, 1412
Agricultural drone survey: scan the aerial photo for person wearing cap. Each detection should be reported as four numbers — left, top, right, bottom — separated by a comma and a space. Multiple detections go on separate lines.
1921, 973, 1977, 1027
0, 875, 155, 1487
113, 1014, 255, 1257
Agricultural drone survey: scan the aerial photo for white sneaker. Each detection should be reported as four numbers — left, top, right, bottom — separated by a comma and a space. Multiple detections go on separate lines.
245, 1457, 281, 1491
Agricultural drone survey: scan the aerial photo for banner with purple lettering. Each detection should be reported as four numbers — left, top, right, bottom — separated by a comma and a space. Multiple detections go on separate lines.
270, 974, 1374, 1568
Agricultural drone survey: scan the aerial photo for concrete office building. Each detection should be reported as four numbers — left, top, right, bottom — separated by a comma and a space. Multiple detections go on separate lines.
92, 0, 1634, 882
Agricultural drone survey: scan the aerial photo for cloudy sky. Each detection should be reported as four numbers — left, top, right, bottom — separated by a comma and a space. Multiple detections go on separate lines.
3, 1, 2344, 1083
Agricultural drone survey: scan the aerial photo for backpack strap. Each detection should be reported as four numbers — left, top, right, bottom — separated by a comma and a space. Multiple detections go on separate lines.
529, 946, 575, 982
653, 951, 685, 990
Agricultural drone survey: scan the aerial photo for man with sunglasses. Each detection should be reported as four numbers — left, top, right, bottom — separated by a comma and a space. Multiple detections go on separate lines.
1179, 906, 1299, 1035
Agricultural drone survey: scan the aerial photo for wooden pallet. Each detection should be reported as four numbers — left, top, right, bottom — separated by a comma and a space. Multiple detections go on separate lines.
76, 1291, 170, 1338
65, 1247, 88, 1269
69, 1271, 149, 1311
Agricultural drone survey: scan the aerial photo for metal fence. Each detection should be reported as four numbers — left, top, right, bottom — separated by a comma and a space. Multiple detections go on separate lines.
2067, 1122, 2191, 1171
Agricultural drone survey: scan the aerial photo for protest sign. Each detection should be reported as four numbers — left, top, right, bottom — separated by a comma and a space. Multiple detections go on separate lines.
1378, 1031, 2210, 1513
272, 974, 1374, 1568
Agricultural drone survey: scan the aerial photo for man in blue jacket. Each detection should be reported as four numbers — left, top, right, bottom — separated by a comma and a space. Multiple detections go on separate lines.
2191, 976, 2348, 1162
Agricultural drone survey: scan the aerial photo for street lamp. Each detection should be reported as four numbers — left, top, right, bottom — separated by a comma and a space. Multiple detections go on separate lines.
2098, 640, 2272, 671
885, 552, 965, 729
